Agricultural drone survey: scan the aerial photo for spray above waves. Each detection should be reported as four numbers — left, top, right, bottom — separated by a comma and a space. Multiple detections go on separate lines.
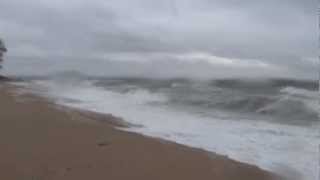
23, 72, 318, 125
33, 73, 318, 126
94, 78, 318, 125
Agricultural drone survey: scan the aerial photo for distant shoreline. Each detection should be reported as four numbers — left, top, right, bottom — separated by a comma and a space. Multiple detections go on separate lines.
0, 75, 11, 81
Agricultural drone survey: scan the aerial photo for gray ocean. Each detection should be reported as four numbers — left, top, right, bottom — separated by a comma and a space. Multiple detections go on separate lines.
15, 72, 320, 180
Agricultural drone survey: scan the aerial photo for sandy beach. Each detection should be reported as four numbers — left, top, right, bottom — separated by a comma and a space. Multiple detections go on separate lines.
0, 83, 278, 180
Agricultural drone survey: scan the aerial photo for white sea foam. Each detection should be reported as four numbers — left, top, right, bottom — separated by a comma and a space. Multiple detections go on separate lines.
280, 87, 318, 99
18, 80, 320, 180
280, 87, 319, 113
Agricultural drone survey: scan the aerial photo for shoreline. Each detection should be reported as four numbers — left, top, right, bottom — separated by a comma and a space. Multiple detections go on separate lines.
0, 83, 279, 180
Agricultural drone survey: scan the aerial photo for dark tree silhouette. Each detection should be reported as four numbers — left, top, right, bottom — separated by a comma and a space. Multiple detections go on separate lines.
0, 39, 7, 69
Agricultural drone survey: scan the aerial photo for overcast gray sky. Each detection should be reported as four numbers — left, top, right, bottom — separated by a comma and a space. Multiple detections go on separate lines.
0, 0, 317, 79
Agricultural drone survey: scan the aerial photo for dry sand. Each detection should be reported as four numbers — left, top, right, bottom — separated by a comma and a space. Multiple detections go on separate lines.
0, 83, 279, 180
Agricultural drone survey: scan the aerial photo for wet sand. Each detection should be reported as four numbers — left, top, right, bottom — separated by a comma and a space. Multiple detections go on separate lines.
0, 83, 279, 180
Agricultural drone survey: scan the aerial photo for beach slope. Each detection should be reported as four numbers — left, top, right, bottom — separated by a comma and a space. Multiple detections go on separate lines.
0, 84, 277, 180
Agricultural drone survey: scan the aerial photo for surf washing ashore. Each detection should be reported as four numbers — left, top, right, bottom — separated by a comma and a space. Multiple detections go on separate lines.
0, 80, 281, 180
6, 73, 319, 180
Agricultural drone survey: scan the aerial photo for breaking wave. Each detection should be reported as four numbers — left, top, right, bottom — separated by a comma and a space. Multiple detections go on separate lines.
13, 76, 320, 180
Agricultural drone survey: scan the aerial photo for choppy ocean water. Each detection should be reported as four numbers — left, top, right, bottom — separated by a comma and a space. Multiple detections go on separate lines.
13, 73, 320, 180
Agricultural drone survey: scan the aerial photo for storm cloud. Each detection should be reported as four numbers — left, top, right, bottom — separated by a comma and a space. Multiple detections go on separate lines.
0, 0, 317, 79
